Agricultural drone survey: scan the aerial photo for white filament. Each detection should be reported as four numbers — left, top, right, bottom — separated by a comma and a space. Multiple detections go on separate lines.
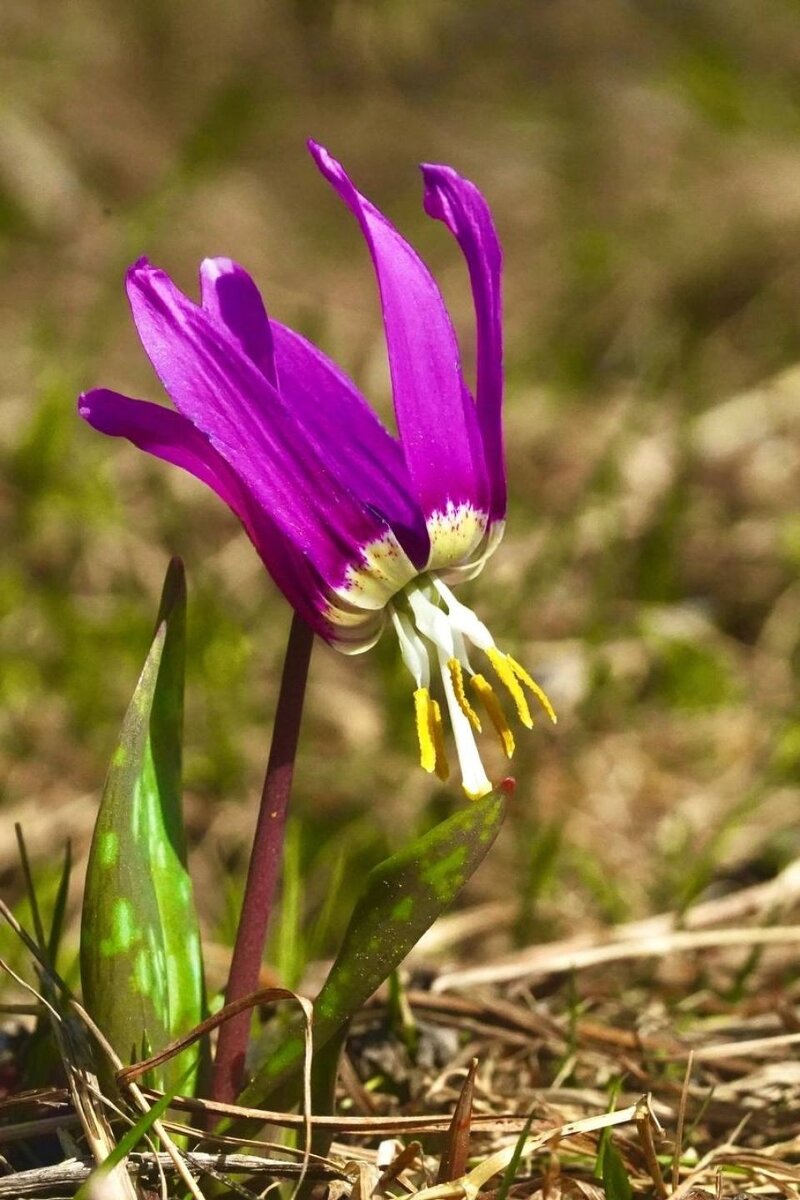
435, 645, 492, 798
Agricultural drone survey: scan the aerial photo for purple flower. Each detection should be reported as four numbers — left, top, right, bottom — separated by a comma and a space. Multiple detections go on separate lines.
80, 142, 554, 797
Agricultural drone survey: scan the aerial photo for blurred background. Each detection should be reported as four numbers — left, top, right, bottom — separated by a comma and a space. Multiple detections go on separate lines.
3, 0, 800, 985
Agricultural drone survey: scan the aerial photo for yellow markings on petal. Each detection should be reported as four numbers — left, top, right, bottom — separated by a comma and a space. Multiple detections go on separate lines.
429, 698, 450, 782
470, 674, 515, 758
414, 688, 450, 781
507, 655, 558, 724
334, 532, 418, 612
486, 646, 533, 729
425, 503, 488, 572
447, 657, 482, 732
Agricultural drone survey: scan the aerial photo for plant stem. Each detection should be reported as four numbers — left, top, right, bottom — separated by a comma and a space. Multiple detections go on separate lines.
210, 613, 314, 1107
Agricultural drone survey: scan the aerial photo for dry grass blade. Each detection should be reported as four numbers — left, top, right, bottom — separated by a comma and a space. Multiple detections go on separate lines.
689, 1031, 800, 1061
70, 999, 207, 1200
437, 1058, 479, 1183
0, 1151, 348, 1197
420, 855, 800, 967
146, 1090, 529, 1135
0, 903, 138, 1200
434, 926, 800, 991
377, 1140, 422, 1191
350, 1160, 383, 1200
672, 1052, 695, 1193
339, 1049, 379, 1115
408, 1101, 642, 1200
634, 1095, 667, 1200
115, 986, 311, 1087
114, 984, 313, 1195
161, 1119, 339, 1169
0, 1113, 82, 1145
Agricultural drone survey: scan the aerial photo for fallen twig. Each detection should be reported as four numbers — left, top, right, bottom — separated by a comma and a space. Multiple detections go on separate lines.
0, 1151, 347, 1197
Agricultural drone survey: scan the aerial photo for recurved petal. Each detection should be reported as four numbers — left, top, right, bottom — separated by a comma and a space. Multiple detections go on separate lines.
125, 259, 418, 607
199, 257, 277, 386
78, 387, 334, 638
308, 141, 488, 530
80, 386, 243, 511
422, 164, 505, 524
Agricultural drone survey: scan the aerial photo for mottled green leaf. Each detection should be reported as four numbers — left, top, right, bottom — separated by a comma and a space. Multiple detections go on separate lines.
80, 558, 205, 1094
239, 788, 506, 1111
304, 1022, 349, 1165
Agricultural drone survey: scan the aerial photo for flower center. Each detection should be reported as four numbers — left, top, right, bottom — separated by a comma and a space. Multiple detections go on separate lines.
389, 577, 556, 798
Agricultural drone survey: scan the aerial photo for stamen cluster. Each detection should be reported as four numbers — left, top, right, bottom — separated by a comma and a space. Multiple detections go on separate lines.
391, 578, 556, 797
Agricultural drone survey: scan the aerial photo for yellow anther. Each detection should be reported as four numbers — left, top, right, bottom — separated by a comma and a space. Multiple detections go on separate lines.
413, 687, 437, 773
414, 688, 450, 781
429, 698, 450, 782
486, 647, 533, 729
470, 674, 515, 758
447, 657, 482, 732
506, 655, 558, 724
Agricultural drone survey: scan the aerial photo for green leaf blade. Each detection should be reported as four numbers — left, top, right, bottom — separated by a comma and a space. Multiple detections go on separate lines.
601, 1142, 634, 1200
240, 788, 507, 1111
313, 788, 506, 1040
80, 559, 205, 1095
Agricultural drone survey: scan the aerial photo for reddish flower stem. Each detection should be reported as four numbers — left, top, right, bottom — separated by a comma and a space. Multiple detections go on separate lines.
210, 613, 314, 1107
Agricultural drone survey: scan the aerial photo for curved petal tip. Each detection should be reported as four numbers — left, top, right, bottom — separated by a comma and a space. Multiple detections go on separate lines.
307, 139, 345, 186
127, 255, 154, 280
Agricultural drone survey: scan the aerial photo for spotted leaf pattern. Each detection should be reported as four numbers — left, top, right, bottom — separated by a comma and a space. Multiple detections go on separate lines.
80, 559, 205, 1094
